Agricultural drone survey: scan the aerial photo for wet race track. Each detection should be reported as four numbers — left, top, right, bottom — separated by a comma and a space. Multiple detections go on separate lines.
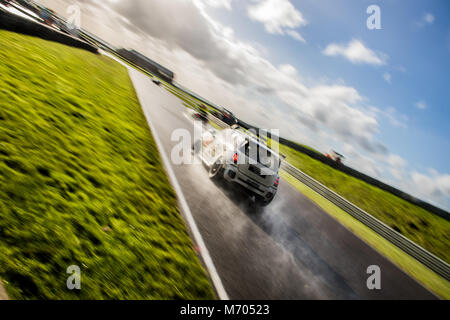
128, 68, 436, 300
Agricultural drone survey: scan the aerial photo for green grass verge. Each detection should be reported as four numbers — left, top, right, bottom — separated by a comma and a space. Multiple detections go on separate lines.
0, 30, 215, 299
280, 171, 450, 299
274, 141, 450, 265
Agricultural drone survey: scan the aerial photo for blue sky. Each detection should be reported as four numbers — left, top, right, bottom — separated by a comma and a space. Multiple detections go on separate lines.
41, 0, 450, 210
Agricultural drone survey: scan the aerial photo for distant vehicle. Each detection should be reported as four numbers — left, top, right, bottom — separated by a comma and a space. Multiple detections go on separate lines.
326, 150, 345, 164
0, 0, 11, 7
193, 104, 208, 124
117, 48, 175, 83
152, 78, 161, 86
193, 127, 281, 206
211, 107, 238, 126
39, 7, 56, 26
219, 108, 238, 126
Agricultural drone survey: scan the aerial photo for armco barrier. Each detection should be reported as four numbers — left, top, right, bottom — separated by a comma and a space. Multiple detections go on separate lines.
0, 10, 98, 54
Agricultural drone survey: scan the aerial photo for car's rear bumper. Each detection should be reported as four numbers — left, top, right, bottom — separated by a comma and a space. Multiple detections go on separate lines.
223, 166, 276, 198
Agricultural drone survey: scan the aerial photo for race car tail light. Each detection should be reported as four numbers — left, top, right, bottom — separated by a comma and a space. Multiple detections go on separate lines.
232, 153, 238, 164
274, 177, 280, 187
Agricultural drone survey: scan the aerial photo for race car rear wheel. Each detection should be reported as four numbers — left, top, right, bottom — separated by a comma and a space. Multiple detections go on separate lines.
191, 140, 201, 155
209, 159, 224, 179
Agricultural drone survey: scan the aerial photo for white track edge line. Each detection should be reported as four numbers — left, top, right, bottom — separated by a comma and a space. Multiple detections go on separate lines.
128, 69, 229, 300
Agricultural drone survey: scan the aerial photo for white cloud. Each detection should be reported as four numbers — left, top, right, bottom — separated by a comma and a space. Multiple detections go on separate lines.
279, 64, 298, 77
415, 100, 428, 110
286, 30, 306, 43
379, 107, 408, 128
342, 143, 382, 177
247, 0, 307, 42
424, 13, 435, 24
390, 168, 403, 180
417, 13, 435, 28
323, 39, 387, 66
421, 13, 435, 26
394, 65, 407, 73
387, 154, 407, 169
247, 0, 307, 33
411, 171, 450, 208
383, 72, 391, 84
201, 0, 232, 10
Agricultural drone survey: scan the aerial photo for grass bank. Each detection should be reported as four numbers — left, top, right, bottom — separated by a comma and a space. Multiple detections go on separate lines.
0, 30, 214, 299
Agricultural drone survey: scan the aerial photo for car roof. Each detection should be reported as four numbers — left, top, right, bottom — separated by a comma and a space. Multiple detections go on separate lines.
225, 129, 280, 157
221, 108, 234, 115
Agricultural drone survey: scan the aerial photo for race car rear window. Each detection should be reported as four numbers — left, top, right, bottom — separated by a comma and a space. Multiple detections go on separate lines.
241, 142, 275, 168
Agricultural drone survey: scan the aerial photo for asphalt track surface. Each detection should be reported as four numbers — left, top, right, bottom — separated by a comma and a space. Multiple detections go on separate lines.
129, 68, 436, 300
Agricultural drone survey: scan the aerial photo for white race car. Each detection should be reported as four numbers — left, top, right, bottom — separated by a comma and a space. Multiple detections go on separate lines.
193, 127, 281, 206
